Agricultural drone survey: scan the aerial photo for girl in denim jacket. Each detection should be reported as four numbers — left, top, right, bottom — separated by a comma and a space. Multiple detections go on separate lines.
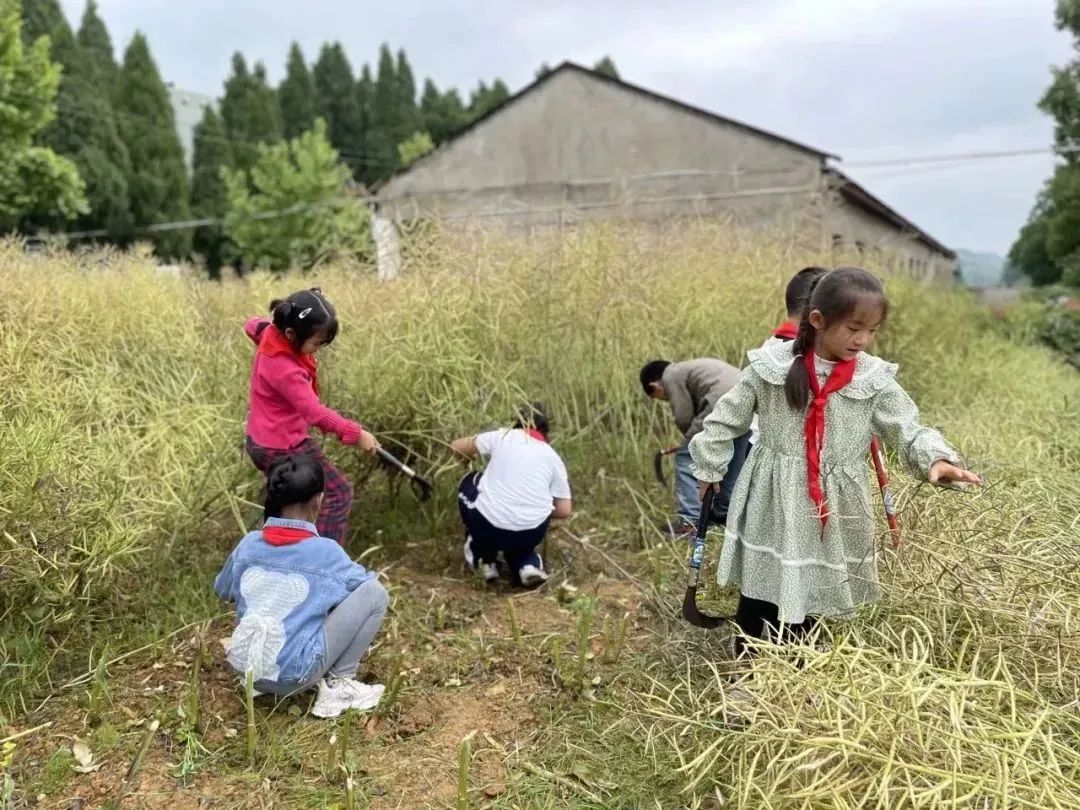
215, 455, 389, 718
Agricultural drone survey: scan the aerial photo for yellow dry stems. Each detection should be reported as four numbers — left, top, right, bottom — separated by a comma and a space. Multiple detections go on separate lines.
1, 225, 1078, 806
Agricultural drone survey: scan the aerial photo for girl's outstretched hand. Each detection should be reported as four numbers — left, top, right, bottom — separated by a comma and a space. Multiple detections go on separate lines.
929, 460, 981, 487
357, 430, 380, 455
697, 480, 718, 502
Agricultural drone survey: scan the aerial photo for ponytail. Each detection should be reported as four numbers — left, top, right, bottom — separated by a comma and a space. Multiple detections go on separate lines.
267, 288, 339, 349
784, 272, 826, 410
784, 309, 816, 410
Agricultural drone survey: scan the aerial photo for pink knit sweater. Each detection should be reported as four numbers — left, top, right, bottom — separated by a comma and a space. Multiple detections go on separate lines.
244, 318, 363, 450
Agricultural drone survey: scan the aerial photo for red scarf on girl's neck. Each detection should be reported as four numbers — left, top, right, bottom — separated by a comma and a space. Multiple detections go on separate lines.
258, 324, 319, 396
524, 428, 547, 443
773, 321, 799, 341
262, 524, 319, 546
803, 349, 857, 528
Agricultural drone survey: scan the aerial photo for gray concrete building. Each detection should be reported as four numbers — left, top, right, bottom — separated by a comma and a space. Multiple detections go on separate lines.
167, 84, 216, 170
376, 62, 955, 282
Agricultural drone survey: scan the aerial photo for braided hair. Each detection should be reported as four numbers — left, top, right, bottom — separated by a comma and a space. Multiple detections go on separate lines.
264, 455, 325, 519
783, 268, 889, 410
269, 288, 339, 350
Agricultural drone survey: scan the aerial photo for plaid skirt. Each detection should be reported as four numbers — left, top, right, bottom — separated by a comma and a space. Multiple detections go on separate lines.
246, 437, 354, 546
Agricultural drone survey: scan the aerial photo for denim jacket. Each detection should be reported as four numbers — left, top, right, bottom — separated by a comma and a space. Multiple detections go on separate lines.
214, 518, 376, 685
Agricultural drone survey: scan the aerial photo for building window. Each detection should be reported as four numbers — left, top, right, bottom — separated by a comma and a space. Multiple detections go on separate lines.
832, 234, 843, 248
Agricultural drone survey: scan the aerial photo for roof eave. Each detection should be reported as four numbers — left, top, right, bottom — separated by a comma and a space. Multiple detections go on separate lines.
826, 168, 956, 260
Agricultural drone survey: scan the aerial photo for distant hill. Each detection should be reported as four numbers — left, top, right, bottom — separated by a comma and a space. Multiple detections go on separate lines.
955, 249, 1008, 288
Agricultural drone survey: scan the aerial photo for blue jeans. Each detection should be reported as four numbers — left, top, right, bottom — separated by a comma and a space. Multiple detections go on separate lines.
675, 431, 752, 526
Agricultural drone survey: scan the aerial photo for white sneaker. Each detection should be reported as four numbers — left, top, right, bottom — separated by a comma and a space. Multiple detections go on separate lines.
464, 538, 499, 582
518, 563, 549, 587
331, 676, 385, 710
311, 676, 384, 718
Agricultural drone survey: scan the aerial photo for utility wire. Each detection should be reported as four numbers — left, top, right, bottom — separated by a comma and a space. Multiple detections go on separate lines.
843, 144, 1078, 170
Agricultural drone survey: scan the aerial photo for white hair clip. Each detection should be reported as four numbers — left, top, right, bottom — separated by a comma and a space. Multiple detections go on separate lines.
297, 307, 312, 319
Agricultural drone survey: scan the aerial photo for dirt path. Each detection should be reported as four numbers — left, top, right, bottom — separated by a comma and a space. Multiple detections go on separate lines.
6, 551, 649, 809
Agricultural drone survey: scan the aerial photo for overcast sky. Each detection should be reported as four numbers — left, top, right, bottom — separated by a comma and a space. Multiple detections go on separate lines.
61, 0, 1071, 255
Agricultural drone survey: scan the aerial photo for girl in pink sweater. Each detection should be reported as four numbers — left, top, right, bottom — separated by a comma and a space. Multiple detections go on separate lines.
244, 288, 378, 544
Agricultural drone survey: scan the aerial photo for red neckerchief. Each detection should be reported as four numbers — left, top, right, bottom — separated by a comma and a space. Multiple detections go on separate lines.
803, 349, 857, 528
257, 324, 319, 396
773, 321, 799, 341
525, 428, 547, 443
262, 524, 319, 546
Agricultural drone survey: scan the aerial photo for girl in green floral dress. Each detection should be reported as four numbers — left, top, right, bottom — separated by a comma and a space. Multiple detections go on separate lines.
688, 268, 980, 652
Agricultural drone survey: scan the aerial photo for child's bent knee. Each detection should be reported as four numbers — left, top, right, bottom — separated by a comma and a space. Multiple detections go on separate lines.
364, 579, 390, 613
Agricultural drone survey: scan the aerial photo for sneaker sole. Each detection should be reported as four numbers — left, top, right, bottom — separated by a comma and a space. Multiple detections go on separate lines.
313, 685, 387, 717
346, 685, 386, 711
311, 696, 353, 719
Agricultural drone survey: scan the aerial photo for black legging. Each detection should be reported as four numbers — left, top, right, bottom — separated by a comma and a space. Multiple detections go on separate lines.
732, 595, 818, 656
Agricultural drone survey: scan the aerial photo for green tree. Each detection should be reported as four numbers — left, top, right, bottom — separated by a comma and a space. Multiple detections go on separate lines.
1011, 0, 1080, 286
420, 78, 466, 144
223, 118, 370, 272
278, 42, 315, 139
368, 43, 400, 178
355, 62, 374, 182
221, 53, 281, 173
19, 0, 130, 237
468, 78, 510, 119
114, 31, 191, 257
395, 48, 420, 138
312, 43, 363, 164
220, 53, 252, 167
397, 130, 433, 166
73, 0, 132, 237
189, 107, 232, 273
249, 60, 282, 142
76, 0, 116, 86
1009, 192, 1059, 287
18, 0, 68, 46
593, 56, 619, 79
0, 0, 85, 228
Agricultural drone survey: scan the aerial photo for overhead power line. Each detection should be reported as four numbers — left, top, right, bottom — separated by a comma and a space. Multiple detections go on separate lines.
842, 144, 1080, 170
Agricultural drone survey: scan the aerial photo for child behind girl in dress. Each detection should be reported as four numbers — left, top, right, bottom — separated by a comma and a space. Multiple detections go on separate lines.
215, 455, 389, 718
689, 268, 980, 653
244, 288, 379, 545
768, 266, 828, 345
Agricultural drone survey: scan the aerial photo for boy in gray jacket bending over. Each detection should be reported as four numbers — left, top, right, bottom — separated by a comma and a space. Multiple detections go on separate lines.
639, 358, 750, 535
